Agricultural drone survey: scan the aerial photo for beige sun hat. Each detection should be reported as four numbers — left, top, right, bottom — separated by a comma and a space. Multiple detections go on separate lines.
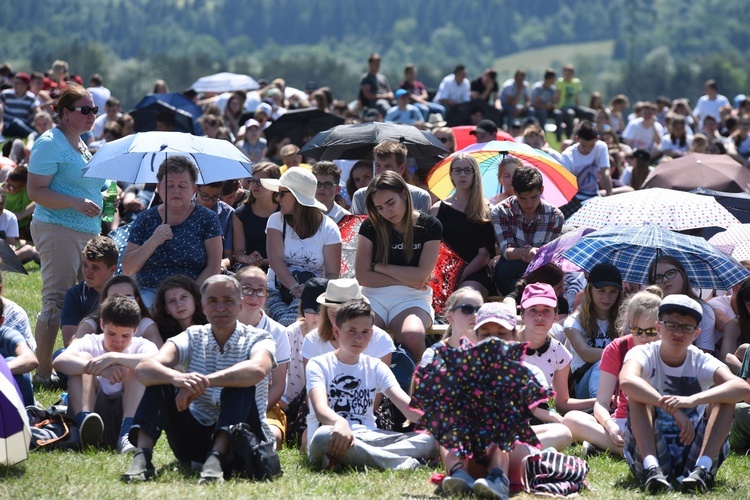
260, 167, 327, 211
316, 278, 369, 306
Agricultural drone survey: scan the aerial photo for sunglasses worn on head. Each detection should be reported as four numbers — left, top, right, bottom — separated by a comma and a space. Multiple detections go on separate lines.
451, 304, 481, 315
70, 106, 99, 116
628, 326, 658, 337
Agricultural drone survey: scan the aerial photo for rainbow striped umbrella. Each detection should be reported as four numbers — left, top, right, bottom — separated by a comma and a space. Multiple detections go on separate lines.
426, 141, 578, 207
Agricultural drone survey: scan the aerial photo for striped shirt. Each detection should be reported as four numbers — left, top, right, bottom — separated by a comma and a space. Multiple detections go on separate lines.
0, 89, 36, 124
491, 196, 564, 254
170, 322, 276, 432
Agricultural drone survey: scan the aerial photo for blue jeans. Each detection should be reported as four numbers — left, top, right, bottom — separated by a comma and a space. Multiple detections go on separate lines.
492, 258, 529, 296
535, 108, 564, 141
5, 356, 35, 406
574, 361, 601, 399
413, 102, 447, 121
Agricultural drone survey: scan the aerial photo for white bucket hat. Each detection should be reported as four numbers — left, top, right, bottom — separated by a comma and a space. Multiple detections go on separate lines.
317, 278, 369, 306
260, 168, 327, 211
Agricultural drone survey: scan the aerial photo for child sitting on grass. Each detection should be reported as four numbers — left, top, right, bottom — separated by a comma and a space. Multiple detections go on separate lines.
53, 295, 158, 452
620, 294, 750, 493
0, 296, 38, 406
306, 298, 438, 470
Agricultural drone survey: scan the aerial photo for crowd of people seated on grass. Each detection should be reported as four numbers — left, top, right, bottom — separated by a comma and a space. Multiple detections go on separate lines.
3, 57, 750, 496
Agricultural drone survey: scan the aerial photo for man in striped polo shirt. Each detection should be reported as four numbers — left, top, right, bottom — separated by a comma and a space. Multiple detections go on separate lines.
0, 72, 36, 138
122, 275, 277, 484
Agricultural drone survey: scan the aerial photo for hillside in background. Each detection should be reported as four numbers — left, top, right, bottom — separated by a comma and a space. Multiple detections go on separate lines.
1, 0, 748, 108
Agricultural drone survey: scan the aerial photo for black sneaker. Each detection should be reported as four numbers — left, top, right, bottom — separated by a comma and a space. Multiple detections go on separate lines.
79, 412, 103, 449
682, 466, 712, 493
642, 466, 671, 493
581, 441, 604, 459
121, 448, 156, 483
198, 450, 225, 485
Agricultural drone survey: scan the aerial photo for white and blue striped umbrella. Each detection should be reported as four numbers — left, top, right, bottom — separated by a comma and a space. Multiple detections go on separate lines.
562, 224, 750, 290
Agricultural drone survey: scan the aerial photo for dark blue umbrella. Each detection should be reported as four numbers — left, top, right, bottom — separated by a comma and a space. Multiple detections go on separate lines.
692, 188, 750, 239
562, 224, 750, 290
133, 92, 203, 123
130, 100, 195, 135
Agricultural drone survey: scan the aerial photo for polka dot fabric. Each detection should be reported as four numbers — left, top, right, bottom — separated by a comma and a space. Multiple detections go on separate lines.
410, 338, 553, 464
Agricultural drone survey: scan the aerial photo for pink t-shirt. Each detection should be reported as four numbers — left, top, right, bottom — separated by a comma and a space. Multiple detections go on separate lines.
598, 334, 634, 419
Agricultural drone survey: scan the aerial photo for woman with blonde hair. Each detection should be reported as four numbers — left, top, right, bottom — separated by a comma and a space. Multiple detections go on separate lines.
489, 156, 522, 205
563, 290, 662, 456
430, 154, 495, 296
27, 83, 105, 385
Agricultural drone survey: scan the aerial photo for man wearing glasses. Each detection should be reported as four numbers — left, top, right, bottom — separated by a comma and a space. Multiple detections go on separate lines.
195, 181, 234, 271
312, 161, 350, 223
620, 294, 750, 494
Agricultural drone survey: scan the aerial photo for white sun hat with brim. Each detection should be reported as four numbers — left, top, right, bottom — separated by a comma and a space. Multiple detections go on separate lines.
316, 278, 370, 306
260, 168, 327, 211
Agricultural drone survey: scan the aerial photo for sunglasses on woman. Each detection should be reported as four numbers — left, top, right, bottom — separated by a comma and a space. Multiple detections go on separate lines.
70, 106, 99, 116
451, 304, 481, 315
627, 326, 658, 337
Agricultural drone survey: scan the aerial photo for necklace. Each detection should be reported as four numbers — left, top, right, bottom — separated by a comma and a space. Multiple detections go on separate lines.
58, 124, 89, 158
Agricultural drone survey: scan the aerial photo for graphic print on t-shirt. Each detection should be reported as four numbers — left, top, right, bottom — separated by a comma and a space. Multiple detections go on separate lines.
576, 159, 599, 198
328, 373, 376, 425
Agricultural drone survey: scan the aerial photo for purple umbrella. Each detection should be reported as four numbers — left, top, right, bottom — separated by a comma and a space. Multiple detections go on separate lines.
0, 356, 30, 465
524, 227, 594, 276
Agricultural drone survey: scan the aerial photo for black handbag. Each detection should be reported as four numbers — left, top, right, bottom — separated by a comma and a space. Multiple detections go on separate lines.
226, 386, 283, 481
275, 218, 316, 303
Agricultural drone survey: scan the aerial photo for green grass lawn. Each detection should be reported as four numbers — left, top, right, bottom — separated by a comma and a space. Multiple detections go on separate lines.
493, 40, 616, 79
2, 263, 750, 497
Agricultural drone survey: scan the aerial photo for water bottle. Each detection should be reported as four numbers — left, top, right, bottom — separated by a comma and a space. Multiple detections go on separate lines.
101, 181, 118, 223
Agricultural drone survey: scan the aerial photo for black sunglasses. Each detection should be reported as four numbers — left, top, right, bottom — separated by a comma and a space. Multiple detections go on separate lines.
70, 106, 99, 116
451, 304, 481, 315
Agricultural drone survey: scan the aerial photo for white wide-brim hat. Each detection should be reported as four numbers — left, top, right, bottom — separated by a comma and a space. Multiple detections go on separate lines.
260, 168, 327, 211
317, 278, 369, 306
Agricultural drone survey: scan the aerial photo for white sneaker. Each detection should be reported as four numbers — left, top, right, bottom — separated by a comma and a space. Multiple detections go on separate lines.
118, 434, 137, 454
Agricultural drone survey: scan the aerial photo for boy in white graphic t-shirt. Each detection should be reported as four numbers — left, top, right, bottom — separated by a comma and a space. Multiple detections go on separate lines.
620, 294, 750, 494
306, 298, 437, 470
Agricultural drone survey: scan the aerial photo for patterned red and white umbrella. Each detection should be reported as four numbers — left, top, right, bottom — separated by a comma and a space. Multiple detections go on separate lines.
566, 188, 740, 231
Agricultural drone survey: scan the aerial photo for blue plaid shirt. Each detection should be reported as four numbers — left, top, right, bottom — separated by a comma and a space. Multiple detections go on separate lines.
491, 197, 564, 254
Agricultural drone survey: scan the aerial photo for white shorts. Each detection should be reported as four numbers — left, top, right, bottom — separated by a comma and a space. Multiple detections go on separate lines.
361, 285, 434, 326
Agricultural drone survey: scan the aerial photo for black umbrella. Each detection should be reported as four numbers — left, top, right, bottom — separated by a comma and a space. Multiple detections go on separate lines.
0, 240, 27, 275
130, 100, 195, 134
300, 122, 448, 161
264, 108, 344, 147
692, 188, 750, 239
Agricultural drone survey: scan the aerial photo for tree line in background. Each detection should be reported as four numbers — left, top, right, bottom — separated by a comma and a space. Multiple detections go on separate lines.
1, 0, 748, 110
